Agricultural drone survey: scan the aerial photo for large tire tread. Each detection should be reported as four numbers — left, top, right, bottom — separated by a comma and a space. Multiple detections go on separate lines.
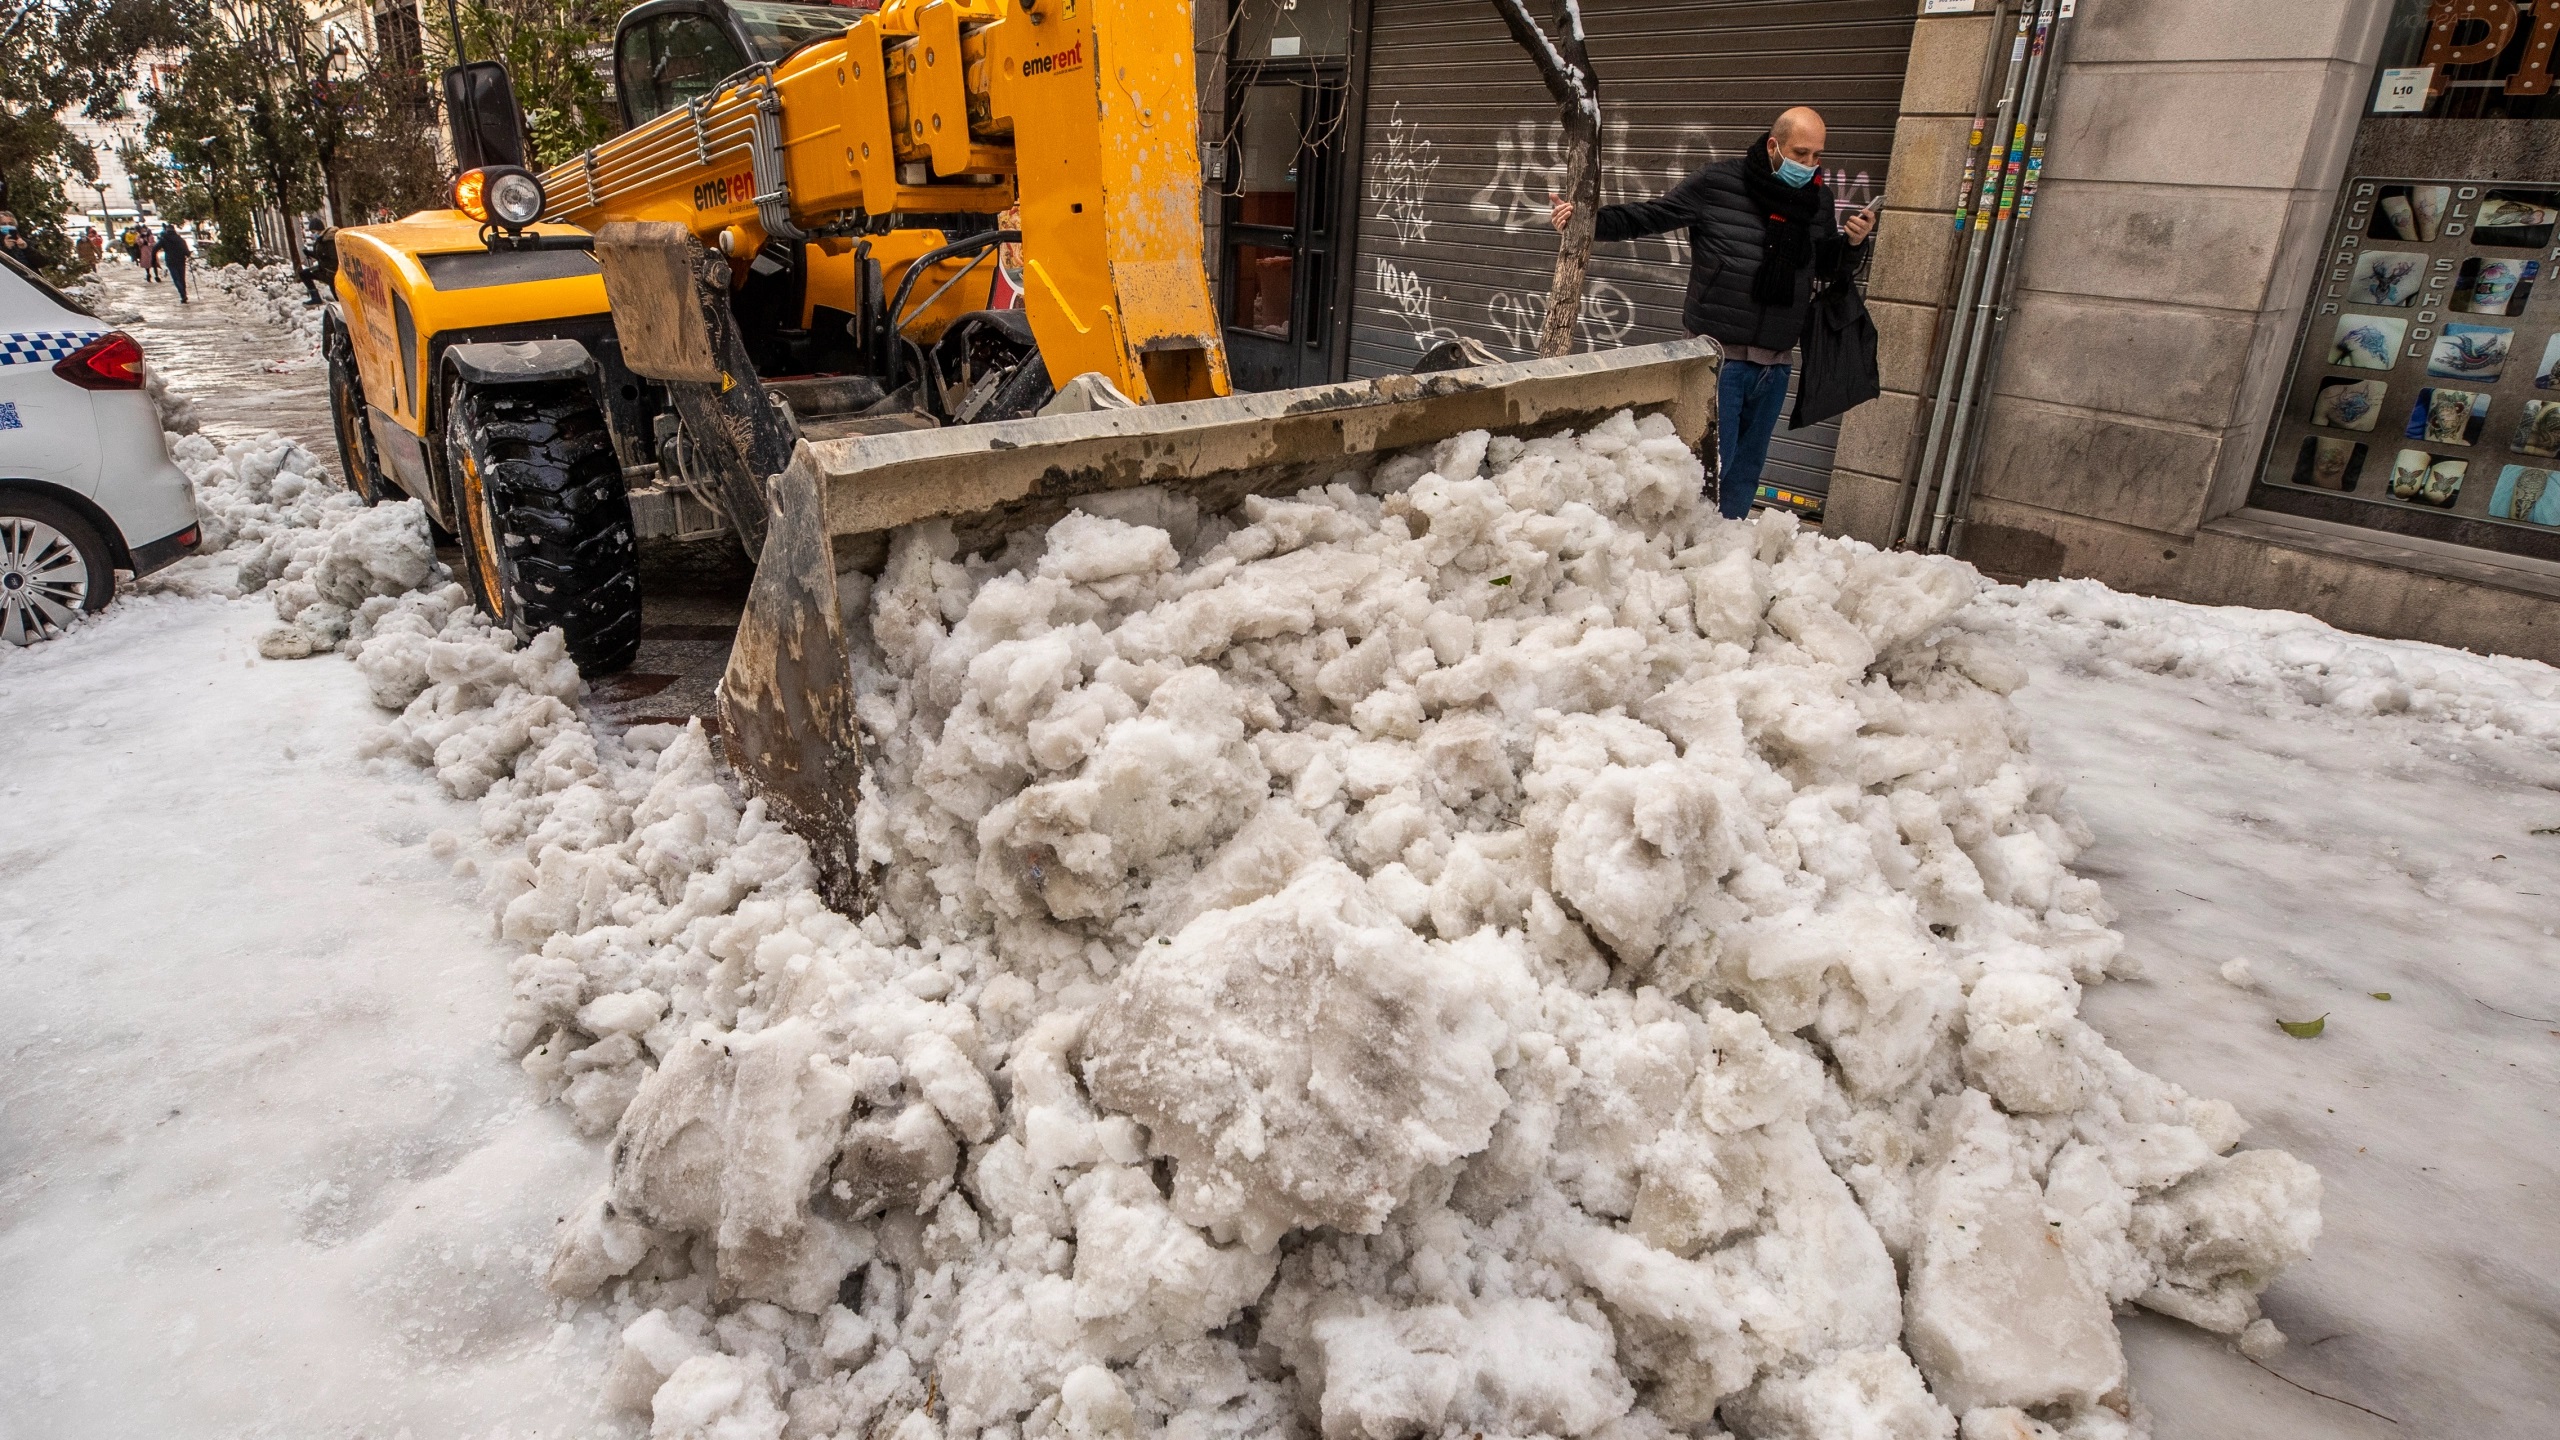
326, 324, 388, 506
448, 381, 642, 676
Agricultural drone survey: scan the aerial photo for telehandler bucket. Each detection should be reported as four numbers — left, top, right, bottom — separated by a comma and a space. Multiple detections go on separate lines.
718, 337, 1723, 908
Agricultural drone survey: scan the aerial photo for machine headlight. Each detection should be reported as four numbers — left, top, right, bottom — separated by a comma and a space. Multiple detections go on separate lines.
487, 168, 546, 229
451, 167, 489, 222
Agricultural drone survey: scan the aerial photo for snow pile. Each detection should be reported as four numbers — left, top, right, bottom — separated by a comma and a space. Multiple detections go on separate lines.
146, 364, 202, 434
1976, 579, 2560, 744
154, 425, 435, 652
203, 261, 325, 362
58, 275, 145, 326
343, 410, 2322, 1440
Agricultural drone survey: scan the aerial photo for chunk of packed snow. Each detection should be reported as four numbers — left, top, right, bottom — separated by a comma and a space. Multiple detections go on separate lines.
327, 409, 2321, 1437
140, 421, 432, 661
1973, 576, 2560, 742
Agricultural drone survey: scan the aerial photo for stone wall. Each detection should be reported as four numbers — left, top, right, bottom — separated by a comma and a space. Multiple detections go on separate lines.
1831, 7, 2451, 543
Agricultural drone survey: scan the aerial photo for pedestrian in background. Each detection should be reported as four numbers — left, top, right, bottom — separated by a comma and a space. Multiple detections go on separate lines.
1553, 106, 1875, 519
158, 222, 191, 303
139, 226, 160, 283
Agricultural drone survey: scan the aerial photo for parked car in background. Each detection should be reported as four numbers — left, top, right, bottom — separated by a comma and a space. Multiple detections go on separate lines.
0, 251, 199, 644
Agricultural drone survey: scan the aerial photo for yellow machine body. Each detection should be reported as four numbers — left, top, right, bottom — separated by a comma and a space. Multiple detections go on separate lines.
332, 214, 608, 439
337, 0, 1229, 467
536, 0, 1227, 405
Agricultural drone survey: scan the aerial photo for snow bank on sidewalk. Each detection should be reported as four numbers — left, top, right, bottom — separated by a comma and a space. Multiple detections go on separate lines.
134, 422, 435, 656
1976, 579, 2560, 744
329, 412, 2319, 1439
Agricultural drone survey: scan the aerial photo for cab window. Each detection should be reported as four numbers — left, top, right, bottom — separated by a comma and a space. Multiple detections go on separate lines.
728, 1, 867, 61
618, 13, 748, 126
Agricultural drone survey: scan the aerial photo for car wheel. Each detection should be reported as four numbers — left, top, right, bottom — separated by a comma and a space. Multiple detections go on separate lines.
441, 378, 643, 675
0, 495, 116, 645
328, 338, 389, 504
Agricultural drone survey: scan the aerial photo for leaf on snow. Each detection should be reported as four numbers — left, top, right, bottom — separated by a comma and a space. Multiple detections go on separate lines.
2277, 1015, 2328, 1038
1490, 575, 1513, 586
2370, 992, 2391, 1001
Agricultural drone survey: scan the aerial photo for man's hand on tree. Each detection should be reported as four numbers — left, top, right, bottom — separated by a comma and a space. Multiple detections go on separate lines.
1550, 192, 1573, 232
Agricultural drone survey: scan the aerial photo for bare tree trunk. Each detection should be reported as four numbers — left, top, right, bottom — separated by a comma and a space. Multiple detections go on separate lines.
1490, 0, 1602, 358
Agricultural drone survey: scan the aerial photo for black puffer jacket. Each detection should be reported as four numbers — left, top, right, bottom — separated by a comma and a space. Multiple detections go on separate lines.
1594, 150, 1857, 352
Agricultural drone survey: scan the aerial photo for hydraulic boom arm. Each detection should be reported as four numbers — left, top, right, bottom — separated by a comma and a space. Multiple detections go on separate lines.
538, 0, 1227, 405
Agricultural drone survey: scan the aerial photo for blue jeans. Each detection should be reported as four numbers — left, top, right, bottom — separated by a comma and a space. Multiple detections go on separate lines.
1715, 357, 1791, 520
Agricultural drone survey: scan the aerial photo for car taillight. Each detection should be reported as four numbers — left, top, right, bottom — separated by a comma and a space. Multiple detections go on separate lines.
54, 331, 146, 390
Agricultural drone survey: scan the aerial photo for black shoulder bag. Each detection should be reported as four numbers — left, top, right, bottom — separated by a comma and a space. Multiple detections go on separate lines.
1790, 247, 1881, 430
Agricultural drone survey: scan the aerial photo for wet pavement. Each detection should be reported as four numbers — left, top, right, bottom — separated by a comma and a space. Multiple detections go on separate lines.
596, 542, 754, 728
107, 262, 335, 458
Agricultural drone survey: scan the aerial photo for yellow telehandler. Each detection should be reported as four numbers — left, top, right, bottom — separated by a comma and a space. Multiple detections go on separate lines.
317, 0, 1719, 903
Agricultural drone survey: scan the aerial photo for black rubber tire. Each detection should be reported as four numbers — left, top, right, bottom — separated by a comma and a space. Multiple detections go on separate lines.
0, 493, 115, 645
442, 379, 643, 675
326, 325, 388, 505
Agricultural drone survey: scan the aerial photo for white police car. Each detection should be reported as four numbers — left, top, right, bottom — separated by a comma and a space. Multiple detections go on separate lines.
1, 251, 201, 644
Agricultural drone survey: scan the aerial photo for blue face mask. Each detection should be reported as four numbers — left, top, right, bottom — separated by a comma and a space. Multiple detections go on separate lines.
1775, 156, 1818, 188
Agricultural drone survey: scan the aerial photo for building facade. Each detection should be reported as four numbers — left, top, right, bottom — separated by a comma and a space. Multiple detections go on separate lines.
1827, 0, 2560, 665
1209, 0, 2557, 664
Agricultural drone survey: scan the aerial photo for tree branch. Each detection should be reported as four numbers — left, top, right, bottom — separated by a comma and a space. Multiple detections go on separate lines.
1490, 0, 1602, 356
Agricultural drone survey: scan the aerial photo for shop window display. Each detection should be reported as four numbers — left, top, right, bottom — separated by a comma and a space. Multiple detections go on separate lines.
2406, 386, 2490, 444
2293, 436, 2370, 492
2260, 176, 2560, 543
2312, 377, 2390, 431
2253, 1, 2560, 553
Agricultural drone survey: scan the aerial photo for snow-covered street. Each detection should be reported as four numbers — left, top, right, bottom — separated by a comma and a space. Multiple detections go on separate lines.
0, 263, 628, 1436
1, 257, 2552, 1438
1989, 589, 2560, 1436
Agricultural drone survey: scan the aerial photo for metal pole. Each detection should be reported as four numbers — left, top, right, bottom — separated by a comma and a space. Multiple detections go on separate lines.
1897, 0, 2036, 549
442, 0, 465, 63
1888, 0, 2016, 546
1936, 2, 2075, 555
1917, 0, 2058, 552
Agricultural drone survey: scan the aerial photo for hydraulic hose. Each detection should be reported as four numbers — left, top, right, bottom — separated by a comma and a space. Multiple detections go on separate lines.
882, 229, 1020, 391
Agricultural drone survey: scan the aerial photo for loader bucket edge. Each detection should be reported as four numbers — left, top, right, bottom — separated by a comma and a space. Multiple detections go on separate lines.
718, 444, 869, 913
817, 337, 1721, 549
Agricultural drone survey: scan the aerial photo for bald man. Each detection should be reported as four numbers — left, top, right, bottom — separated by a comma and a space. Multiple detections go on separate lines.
1554, 107, 1873, 519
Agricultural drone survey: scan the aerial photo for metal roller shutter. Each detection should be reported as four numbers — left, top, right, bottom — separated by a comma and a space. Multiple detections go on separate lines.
1348, 0, 1914, 497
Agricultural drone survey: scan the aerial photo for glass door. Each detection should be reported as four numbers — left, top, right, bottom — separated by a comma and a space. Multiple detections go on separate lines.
1223, 75, 1346, 391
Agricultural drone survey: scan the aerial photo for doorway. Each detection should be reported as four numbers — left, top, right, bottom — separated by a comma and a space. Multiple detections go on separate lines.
1222, 70, 1349, 392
